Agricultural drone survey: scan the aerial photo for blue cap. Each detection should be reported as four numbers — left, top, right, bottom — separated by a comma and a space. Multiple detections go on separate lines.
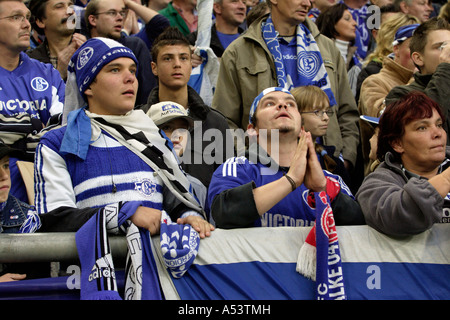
360, 115, 379, 125
392, 24, 420, 46
249, 87, 293, 124
69, 37, 138, 101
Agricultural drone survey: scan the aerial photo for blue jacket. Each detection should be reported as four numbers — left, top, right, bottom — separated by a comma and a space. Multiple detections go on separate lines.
0, 195, 33, 233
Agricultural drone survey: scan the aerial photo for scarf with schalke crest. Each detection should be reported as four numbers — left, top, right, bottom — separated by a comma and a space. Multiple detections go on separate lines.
296, 178, 346, 300
261, 15, 337, 107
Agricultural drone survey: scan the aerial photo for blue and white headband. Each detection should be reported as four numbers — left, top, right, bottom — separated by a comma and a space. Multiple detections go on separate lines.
392, 24, 419, 46
249, 87, 293, 124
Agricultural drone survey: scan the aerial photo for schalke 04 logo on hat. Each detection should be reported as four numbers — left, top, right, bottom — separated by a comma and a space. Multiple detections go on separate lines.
77, 47, 94, 70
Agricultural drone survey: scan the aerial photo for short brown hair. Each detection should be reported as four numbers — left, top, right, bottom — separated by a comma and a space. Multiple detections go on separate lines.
84, 0, 101, 32
151, 26, 191, 63
409, 17, 450, 56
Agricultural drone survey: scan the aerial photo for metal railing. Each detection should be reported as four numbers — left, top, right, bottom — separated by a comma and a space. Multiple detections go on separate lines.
0, 233, 128, 263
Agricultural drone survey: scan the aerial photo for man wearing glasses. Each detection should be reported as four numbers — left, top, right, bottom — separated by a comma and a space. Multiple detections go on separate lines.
85, 0, 155, 105
0, 0, 65, 203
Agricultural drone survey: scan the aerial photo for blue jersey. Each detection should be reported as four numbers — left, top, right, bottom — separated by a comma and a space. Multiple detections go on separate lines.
207, 156, 354, 227
0, 51, 64, 124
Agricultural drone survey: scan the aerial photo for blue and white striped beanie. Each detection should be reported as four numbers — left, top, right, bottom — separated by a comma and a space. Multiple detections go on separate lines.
63, 37, 138, 123
249, 87, 293, 124
71, 37, 138, 97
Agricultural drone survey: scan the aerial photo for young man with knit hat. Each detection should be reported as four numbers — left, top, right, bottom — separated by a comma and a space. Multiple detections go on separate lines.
35, 36, 212, 236
84, 0, 155, 105
34, 37, 213, 299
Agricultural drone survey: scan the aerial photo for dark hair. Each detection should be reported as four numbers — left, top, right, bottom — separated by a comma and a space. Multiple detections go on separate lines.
84, 0, 101, 32
151, 26, 191, 63
439, 2, 450, 23
246, 1, 268, 28
380, 3, 399, 15
28, 0, 50, 35
316, 3, 348, 40
377, 91, 445, 161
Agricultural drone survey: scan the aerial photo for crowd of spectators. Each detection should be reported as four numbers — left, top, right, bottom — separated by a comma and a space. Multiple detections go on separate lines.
0, 0, 449, 287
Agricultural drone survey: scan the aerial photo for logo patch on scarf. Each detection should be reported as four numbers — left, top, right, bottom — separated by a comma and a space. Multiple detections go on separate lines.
88, 254, 116, 282
134, 178, 157, 197
320, 202, 338, 244
297, 51, 320, 78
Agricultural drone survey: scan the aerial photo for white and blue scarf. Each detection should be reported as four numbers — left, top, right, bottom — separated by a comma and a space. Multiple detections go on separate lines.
76, 203, 200, 300
296, 178, 346, 300
60, 108, 203, 215
261, 15, 337, 106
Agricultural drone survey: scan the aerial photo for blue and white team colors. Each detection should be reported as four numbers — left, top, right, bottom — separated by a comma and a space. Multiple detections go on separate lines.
0, 51, 65, 202
0, 52, 64, 123
208, 155, 353, 227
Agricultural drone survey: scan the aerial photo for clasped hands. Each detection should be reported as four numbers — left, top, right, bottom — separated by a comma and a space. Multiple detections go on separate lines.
287, 128, 327, 193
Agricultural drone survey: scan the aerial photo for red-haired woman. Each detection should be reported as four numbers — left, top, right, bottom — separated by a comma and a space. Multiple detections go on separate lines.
356, 91, 450, 236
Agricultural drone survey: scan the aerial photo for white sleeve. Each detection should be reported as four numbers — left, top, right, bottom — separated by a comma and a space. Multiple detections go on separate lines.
50, 84, 64, 116
49, 66, 65, 116
34, 143, 77, 214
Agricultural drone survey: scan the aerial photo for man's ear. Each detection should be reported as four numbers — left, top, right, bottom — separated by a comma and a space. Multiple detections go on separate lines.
151, 61, 158, 77
213, 2, 222, 15
392, 44, 400, 58
411, 51, 424, 70
35, 18, 45, 30
84, 86, 93, 99
87, 15, 97, 28
399, 1, 409, 14
247, 123, 258, 138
